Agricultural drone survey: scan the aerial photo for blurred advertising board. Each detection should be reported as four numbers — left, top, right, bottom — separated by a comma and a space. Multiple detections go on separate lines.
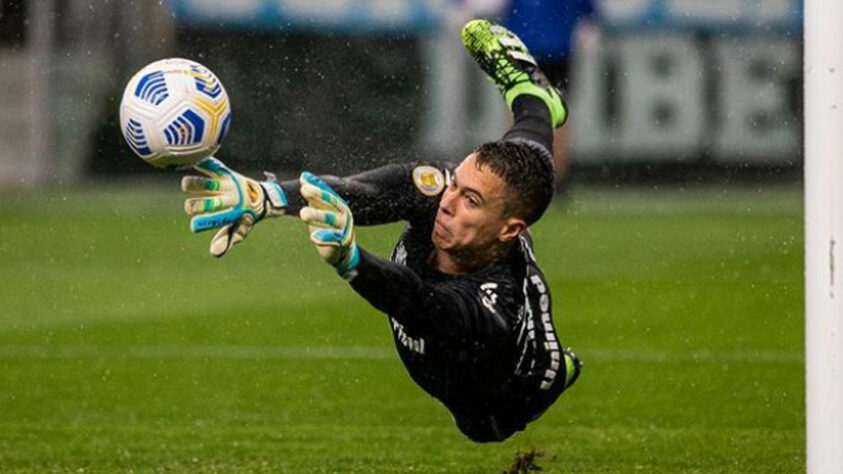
572, 0, 802, 165
570, 34, 801, 164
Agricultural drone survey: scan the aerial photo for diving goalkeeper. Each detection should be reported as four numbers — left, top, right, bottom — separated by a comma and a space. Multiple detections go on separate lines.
181, 20, 581, 443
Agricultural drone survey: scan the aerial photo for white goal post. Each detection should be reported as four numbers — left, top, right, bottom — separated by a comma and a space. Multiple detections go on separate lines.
805, 1, 843, 472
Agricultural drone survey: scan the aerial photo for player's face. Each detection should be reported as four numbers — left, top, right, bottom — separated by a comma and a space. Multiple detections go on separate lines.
432, 153, 522, 253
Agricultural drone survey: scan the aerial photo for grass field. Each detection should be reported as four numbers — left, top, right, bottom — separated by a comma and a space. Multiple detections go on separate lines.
0, 183, 803, 473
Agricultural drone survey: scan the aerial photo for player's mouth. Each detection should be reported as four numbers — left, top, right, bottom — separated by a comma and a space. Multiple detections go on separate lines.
433, 218, 450, 240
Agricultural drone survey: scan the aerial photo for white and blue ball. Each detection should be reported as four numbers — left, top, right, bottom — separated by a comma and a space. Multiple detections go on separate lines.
119, 58, 232, 169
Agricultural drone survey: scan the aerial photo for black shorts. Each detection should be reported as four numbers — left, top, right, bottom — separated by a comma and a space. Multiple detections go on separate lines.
452, 411, 525, 443
450, 374, 569, 443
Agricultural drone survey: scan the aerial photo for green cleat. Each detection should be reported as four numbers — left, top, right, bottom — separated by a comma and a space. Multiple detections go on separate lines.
562, 347, 583, 391
461, 19, 567, 128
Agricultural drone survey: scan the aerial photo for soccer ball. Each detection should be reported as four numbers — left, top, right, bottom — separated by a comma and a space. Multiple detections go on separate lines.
119, 58, 232, 169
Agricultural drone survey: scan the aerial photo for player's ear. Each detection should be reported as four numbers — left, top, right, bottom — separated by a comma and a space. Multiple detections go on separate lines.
499, 217, 526, 243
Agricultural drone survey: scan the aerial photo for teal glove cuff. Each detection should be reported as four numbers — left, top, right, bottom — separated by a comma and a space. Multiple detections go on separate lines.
336, 242, 360, 280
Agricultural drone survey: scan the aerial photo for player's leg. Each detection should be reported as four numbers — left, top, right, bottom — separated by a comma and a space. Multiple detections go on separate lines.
461, 19, 567, 129
503, 95, 555, 162
461, 19, 565, 166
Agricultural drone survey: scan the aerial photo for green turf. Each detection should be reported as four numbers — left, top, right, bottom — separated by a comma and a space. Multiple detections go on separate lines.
0, 183, 803, 473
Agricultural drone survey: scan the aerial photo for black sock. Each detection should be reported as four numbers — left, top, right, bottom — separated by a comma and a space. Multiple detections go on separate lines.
502, 95, 553, 158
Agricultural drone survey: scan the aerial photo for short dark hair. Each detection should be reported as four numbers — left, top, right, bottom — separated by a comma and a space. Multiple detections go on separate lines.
472, 140, 554, 226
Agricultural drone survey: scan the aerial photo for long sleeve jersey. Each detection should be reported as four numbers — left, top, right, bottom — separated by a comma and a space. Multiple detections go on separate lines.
280, 161, 569, 442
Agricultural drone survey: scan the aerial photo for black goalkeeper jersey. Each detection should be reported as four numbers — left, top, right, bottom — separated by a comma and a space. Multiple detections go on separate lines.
282, 161, 570, 442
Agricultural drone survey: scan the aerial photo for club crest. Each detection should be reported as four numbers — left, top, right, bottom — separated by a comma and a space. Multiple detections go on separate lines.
412, 166, 445, 196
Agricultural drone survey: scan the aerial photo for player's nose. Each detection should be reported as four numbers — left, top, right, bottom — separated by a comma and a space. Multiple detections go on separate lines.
439, 189, 457, 216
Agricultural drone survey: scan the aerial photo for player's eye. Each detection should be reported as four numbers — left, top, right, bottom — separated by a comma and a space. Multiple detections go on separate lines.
465, 195, 479, 208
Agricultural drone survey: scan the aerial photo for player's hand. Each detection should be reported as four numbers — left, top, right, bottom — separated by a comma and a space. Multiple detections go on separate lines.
182, 157, 287, 257
298, 172, 359, 279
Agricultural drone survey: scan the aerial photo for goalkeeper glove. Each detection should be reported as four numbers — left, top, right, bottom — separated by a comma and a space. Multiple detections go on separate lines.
182, 157, 287, 257
298, 172, 360, 279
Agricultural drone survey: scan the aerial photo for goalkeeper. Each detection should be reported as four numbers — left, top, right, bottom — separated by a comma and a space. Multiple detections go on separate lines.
181, 20, 581, 443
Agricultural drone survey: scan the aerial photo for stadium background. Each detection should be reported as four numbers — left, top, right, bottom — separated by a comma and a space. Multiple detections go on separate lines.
0, 0, 802, 182
0, 1, 804, 472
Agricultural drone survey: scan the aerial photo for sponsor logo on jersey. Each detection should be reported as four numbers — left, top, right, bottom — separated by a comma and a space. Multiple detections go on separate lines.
513, 271, 560, 391
528, 274, 560, 391
390, 317, 425, 355
412, 165, 445, 196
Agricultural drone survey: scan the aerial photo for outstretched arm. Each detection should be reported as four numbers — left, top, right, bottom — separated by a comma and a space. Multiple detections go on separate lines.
182, 158, 449, 256
278, 162, 432, 226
